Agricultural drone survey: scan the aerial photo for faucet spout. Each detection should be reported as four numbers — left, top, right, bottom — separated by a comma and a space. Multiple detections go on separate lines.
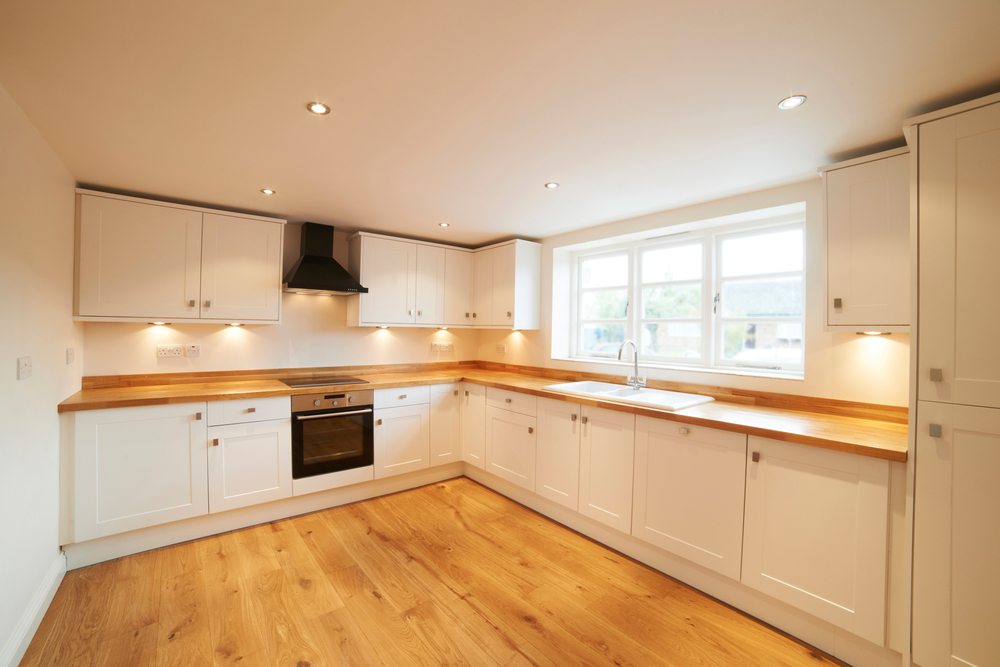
618, 340, 646, 390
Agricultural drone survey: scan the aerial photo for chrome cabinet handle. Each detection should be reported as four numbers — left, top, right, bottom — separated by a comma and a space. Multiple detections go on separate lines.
505, 398, 512, 403
400, 394, 407, 399
528, 427, 533, 434
679, 427, 689, 435
507, 311, 511, 318
582, 416, 588, 424
212, 438, 220, 447
246, 407, 256, 413
465, 312, 470, 318
377, 418, 382, 426
297, 409, 374, 421
204, 300, 211, 307
195, 412, 202, 420
408, 309, 412, 315
930, 368, 944, 382
465, 390, 469, 396
454, 390, 459, 396
833, 298, 843, 309
571, 414, 577, 421
752, 452, 760, 462
418, 310, 422, 316
188, 299, 196, 307
929, 424, 943, 438
473, 313, 477, 318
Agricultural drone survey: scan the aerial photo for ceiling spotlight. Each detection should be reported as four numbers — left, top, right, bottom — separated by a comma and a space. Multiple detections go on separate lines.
261, 188, 275, 195
777, 95, 807, 110
307, 102, 330, 115
439, 223, 450, 227
544, 182, 559, 189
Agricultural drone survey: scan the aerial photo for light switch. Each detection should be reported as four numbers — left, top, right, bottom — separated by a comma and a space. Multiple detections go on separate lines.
496, 344, 506, 353
185, 344, 201, 357
66, 348, 75, 364
17, 356, 31, 380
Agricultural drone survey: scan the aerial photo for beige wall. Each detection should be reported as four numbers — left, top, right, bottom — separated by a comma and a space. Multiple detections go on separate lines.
0, 83, 81, 661
478, 178, 911, 406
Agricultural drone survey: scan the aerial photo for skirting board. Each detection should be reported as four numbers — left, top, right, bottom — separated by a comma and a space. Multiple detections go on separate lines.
464, 466, 904, 667
64, 463, 464, 569
0, 552, 66, 667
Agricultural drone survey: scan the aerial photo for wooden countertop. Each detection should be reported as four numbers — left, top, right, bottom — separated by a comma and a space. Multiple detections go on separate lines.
58, 368, 908, 462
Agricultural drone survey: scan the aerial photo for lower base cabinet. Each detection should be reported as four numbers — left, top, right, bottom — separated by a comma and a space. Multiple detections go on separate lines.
429, 383, 462, 465
632, 418, 747, 580
374, 404, 430, 479
485, 405, 536, 490
461, 383, 486, 469
207, 419, 292, 513
741, 436, 889, 646
535, 398, 581, 510
579, 406, 635, 534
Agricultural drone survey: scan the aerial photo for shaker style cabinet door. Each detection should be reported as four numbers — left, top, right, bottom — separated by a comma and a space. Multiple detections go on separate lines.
485, 406, 536, 490
578, 406, 635, 534
429, 383, 462, 465
632, 418, 747, 580
535, 398, 581, 511
415, 244, 447, 325
77, 194, 202, 319
444, 249, 474, 326
461, 383, 487, 469
361, 236, 418, 324
918, 101, 1000, 409
73, 403, 209, 541
206, 418, 292, 513
201, 213, 283, 321
374, 404, 430, 479
492, 242, 517, 326
472, 248, 494, 325
742, 436, 889, 647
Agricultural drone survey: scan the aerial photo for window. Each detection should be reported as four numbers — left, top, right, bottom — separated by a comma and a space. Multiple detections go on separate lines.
572, 220, 805, 375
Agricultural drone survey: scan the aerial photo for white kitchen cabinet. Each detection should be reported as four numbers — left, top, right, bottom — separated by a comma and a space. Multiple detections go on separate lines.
476, 240, 542, 330
429, 383, 462, 465
207, 418, 292, 513
461, 383, 486, 469
75, 190, 284, 323
742, 436, 889, 646
355, 235, 417, 325
821, 148, 910, 331
578, 405, 635, 534
444, 249, 474, 326
632, 418, 747, 580
73, 402, 209, 542
492, 242, 517, 325
374, 404, 430, 479
200, 212, 283, 322
485, 405, 537, 491
912, 402, 1000, 667
472, 249, 494, 326
535, 398, 581, 511
415, 244, 447, 325
915, 100, 1000, 409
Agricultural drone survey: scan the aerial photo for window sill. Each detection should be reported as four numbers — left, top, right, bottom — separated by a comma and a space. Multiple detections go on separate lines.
555, 356, 805, 381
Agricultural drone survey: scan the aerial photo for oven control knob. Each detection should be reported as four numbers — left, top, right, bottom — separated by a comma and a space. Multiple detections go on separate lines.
333, 401, 338, 406
348, 396, 356, 403
313, 399, 321, 407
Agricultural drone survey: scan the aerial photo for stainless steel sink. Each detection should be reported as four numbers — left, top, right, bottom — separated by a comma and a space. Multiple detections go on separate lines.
544, 380, 714, 412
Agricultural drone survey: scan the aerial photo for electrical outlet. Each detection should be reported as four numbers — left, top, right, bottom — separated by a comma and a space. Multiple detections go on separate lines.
496, 344, 506, 354
185, 344, 201, 357
17, 356, 31, 380
439, 342, 454, 352
66, 348, 75, 364
431, 342, 441, 352
156, 344, 184, 358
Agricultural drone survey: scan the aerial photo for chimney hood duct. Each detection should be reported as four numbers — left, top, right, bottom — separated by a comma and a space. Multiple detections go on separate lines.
282, 222, 368, 296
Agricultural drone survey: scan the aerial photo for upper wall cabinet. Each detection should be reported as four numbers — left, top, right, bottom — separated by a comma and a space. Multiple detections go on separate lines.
75, 190, 285, 324
347, 232, 541, 329
820, 148, 910, 332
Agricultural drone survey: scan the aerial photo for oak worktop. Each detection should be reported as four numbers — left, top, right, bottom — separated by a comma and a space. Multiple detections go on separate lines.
58, 368, 908, 462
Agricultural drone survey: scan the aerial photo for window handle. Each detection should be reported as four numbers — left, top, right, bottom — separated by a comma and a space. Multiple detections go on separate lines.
713, 293, 720, 314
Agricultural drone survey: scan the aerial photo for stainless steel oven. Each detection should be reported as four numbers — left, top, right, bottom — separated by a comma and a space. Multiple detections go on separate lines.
290, 389, 374, 479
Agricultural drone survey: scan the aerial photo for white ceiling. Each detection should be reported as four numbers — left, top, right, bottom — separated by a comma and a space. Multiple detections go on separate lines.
1, 0, 998, 246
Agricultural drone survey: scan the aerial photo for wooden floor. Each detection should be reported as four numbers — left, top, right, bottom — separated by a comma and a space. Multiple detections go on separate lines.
21, 477, 847, 667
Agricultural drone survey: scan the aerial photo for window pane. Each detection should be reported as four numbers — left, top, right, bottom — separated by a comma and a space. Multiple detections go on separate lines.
643, 285, 701, 319
642, 244, 702, 283
581, 289, 628, 320
642, 322, 701, 359
580, 324, 625, 355
721, 323, 803, 365
721, 277, 802, 318
721, 229, 802, 277
581, 255, 628, 288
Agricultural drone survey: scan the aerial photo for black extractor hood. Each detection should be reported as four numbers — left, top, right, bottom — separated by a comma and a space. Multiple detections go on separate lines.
282, 223, 368, 296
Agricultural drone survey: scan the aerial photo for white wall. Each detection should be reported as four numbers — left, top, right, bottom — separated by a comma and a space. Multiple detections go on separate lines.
478, 179, 911, 406
0, 83, 81, 662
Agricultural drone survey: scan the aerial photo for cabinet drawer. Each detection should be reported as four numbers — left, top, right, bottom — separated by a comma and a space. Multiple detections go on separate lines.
375, 386, 430, 409
207, 396, 290, 426
487, 387, 536, 417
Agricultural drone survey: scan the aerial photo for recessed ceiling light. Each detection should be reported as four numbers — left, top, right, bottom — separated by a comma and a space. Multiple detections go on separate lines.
261, 188, 275, 195
307, 102, 330, 115
439, 222, 450, 227
544, 182, 559, 189
777, 95, 807, 110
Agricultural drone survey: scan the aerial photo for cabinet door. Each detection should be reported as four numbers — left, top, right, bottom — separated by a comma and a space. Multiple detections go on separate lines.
201, 213, 283, 321
444, 249, 474, 326
632, 418, 746, 580
74, 403, 208, 541
919, 102, 1000, 409
913, 402, 1000, 667
374, 404, 429, 479
429, 383, 462, 465
77, 194, 202, 318
485, 406, 536, 490
207, 418, 291, 513
461, 383, 486, 469
579, 406, 635, 534
742, 436, 889, 646
472, 249, 494, 325
415, 245, 447, 325
361, 237, 417, 324
492, 243, 516, 326
826, 153, 910, 327
535, 398, 581, 510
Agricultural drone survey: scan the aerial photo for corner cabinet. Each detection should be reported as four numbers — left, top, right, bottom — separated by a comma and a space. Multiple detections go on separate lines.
75, 189, 285, 324
346, 232, 541, 329
819, 148, 910, 331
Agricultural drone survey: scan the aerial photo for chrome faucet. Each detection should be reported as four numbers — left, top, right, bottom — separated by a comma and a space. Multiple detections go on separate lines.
618, 340, 646, 390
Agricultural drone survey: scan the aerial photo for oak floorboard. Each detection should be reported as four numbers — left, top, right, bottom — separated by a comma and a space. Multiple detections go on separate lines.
265, 526, 346, 623
94, 624, 157, 667
155, 569, 213, 667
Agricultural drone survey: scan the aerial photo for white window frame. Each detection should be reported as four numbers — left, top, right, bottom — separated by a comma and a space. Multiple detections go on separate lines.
570, 219, 806, 377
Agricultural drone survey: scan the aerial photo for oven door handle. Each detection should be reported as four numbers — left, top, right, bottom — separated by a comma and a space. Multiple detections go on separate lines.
296, 408, 373, 420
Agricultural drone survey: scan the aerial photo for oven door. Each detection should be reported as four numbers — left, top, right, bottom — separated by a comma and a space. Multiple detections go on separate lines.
291, 405, 374, 479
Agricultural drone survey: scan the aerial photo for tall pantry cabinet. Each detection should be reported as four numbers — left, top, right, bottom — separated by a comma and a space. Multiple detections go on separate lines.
907, 93, 1000, 667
